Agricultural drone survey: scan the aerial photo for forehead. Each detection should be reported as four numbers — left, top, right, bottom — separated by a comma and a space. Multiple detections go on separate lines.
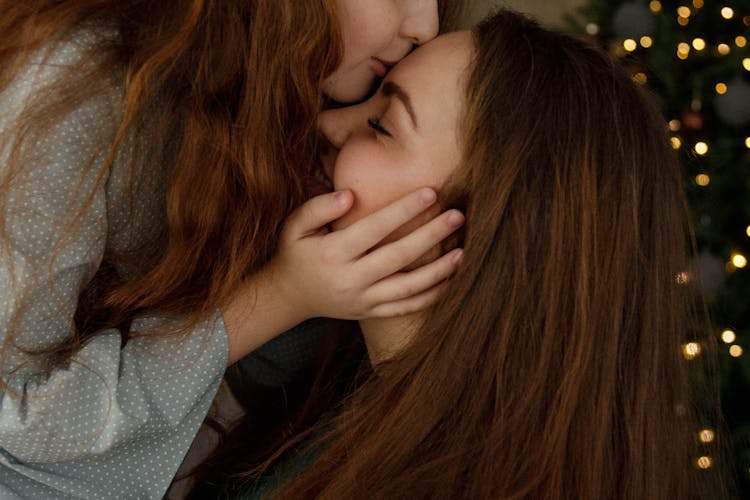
384, 31, 474, 134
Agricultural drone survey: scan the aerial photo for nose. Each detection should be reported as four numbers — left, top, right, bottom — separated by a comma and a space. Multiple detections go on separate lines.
318, 104, 365, 150
401, 0, 440, 46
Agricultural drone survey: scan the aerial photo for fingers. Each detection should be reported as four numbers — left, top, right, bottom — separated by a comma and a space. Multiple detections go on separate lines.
285, 191, 353, 238
337, 188, 439, 256
366, 248, 463, 304
368, 281, 450, 318
358, 209, 464, 283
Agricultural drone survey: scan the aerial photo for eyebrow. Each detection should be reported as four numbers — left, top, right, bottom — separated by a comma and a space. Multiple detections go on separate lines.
382, 81, 418, 130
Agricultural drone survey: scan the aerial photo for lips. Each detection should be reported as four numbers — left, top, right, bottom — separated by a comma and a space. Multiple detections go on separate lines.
370, 57, 395, 78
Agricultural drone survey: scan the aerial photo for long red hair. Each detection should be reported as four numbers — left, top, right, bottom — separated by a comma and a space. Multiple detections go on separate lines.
240, 10, 722, 499
0, 1, 465, 362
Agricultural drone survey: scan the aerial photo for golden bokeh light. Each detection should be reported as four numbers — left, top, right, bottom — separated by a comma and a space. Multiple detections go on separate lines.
736, 36, 747, 48
716, 82, 728, 94
722, 7, 735, 19
696, 456, 713, 469
678, 6, 692, 17
671, 136, 682, 149
640, 36, 653, 48
650, 0, 663, 12
744, 58, 750, 71
623, 39, 638, 52
722, 330, 737, 344
694, 142, 709, 155
678, 43, 691, 59
633, 72, 648, 84
732, 253, 747, 268
684, 342, 702, 359
718, 43, 730, 55
692, 0, 704, 7
669, 119, 682, 131
730, 345, 744, 358
678, 15, 690, 26
695, 174, 710, 186
692, 38, 706, 51
699, 429, 715, 443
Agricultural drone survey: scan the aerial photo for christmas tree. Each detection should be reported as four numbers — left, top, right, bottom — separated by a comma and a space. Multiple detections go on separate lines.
566, 0, 750, 495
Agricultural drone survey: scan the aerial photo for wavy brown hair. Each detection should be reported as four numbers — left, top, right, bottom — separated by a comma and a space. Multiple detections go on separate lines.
0, 0, 464, 364
241, 9, 723, 499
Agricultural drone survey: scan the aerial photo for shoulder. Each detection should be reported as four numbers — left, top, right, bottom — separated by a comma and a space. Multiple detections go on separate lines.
0, 24, 122, 138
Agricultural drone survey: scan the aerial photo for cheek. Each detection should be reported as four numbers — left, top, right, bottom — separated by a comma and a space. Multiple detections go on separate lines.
331, 144, 419, 230
339, 4, 396, 62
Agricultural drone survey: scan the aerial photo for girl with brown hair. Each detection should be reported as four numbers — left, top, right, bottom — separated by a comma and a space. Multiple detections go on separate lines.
201, 9, 722, 499
0, 1, 467, 497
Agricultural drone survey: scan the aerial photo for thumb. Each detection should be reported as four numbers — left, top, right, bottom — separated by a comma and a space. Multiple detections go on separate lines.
285, 190, 353, 238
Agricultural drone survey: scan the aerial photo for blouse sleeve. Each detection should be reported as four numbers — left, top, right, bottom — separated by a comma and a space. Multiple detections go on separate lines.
0, 35, 228, 499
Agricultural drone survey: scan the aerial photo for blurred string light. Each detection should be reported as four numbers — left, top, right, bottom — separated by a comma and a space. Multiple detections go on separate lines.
695, 174, 710, 186
684, 342, 702, 359
732, 253, 747, 268
669, 119, 682, 131
699, 429, 716, 443
744, 58, 750, 71
722, 329, 737, 344
678, 15, 690, 26
746, 137, 750, 148
624, 38, 638, 51
721, 7, 735, 19
671, 136, 682, 149
586, 23, 600, 35
678, 6, 692, 18
694, 142, 709, 155
717, 43, 730, 55
730, 345, 744, 357
737, 36, 748, 48
693, 0, 704, 7
716, 82, 728, 94
692, 38, 706, 51
640, 36, 653, 48
650, 0, 663, 13
697, 456, 713, 469
678, 42, 691, 59
633, 72, 648, 84
746, 224, 750, 237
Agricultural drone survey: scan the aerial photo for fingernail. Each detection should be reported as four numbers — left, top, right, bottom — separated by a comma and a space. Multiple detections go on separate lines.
419, 188, 437, 206
451, 249, 464, 264
334, 191, 349, 205
447, 211, 465, 227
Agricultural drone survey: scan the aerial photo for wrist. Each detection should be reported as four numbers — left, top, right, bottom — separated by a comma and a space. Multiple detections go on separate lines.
221, 264, 310, 365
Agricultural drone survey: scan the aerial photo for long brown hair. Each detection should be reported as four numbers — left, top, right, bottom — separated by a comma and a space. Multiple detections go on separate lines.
0, 1, 466, 364
256, 10, 721, 499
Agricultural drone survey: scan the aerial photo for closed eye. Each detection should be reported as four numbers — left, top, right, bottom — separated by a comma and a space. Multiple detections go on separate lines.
368, 117, 392, 137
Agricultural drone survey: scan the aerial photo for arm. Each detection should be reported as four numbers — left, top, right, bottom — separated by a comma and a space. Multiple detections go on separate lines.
223, 188, 465, 365
0, 38, 226, 498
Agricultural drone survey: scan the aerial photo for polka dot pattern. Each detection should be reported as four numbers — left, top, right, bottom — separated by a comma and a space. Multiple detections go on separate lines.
0, 29, 228, 498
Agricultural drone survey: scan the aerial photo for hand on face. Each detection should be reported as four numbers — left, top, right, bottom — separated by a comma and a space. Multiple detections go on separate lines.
319, 32, 474, 245
324, 0, 440, 103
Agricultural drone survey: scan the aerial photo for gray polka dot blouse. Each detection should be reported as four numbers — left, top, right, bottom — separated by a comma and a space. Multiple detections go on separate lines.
0, 30, 229, 498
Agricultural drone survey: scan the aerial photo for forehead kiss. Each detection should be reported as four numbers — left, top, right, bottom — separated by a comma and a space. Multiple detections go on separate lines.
318, 31, 474, 232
